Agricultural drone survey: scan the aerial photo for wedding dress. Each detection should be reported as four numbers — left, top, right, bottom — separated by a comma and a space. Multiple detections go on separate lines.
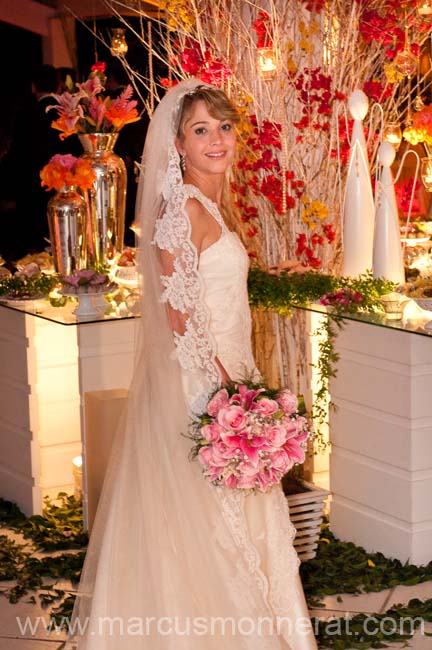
67, 80, 317, 650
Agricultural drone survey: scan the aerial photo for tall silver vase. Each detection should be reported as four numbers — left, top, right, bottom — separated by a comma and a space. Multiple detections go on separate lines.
47, 187, 88, 275
79, 133, 127, 267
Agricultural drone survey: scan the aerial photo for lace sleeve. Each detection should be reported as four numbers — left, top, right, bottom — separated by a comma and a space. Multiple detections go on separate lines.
152, 189, 221, 409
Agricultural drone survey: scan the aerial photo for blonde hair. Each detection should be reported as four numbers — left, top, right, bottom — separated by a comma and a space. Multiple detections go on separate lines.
176, 85, 240, 140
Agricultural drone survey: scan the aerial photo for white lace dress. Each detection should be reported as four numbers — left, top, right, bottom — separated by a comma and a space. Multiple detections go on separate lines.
152, 184, 317, 650
68, 183, 317, 650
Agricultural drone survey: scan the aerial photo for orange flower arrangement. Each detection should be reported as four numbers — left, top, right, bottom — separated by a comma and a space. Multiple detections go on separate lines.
46, 62, 140, 140
40, 154, 96, 192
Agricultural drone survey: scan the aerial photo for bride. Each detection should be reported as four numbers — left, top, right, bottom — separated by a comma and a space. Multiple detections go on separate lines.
68, 79, 317, 649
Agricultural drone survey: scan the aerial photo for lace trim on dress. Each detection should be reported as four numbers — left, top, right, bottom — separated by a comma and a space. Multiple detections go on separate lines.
216, 485, 300, 646
217, 488, 272, 609
153, 184, 227, 401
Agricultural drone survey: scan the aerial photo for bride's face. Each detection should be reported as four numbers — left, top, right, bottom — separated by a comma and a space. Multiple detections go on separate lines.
176, 100, 236, 177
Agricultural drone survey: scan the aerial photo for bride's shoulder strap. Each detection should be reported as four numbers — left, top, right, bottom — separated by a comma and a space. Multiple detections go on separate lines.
183, 184, 228, 233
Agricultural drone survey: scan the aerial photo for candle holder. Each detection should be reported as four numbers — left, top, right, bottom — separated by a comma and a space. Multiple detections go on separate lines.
421, 156, 432, 191
110, 28, 128, 56
417, 0, 432, 17
383, 122, 402, 149
257, 47, 277, 80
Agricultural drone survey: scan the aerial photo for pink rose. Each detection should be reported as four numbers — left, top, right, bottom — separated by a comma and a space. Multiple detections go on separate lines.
207, 388, 229, 416
268, 449, 291, 473
198, 445, 214, 467
211, 440, 235, 464
295, 415, 309, 434
217, 405, 248, 431
265, 424, 287, 448
251, 397, 280, 416
277, 390, 298, 415
201, 423, 223, 442
282, 419, 300, 439
51, 153, 77, 170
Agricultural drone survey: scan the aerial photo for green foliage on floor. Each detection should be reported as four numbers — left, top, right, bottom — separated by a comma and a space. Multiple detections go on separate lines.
0, 494, 86, 607
301, 523, 432, 606
301, 522, 432, 647
1, 497, 432, 647
312, 599, 432, 649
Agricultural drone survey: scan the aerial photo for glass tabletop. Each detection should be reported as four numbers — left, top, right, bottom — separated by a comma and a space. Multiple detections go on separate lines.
0, 292, 138, 325
1, 293, 432, 337
296, 301, 432, 338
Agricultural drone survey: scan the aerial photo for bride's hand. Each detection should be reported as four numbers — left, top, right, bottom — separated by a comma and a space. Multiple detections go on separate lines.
216, 358, 231, 386
268, 259, 315, 275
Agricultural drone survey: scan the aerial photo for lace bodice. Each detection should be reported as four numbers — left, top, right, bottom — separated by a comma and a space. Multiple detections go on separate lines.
153, 183, 256, 411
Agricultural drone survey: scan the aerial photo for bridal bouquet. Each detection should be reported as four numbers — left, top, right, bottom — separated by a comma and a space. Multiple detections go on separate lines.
187, 381, 311, 493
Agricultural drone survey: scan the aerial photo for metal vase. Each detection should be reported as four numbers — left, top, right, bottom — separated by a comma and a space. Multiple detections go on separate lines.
79, 133, 127, 267
47, 187, 88, 275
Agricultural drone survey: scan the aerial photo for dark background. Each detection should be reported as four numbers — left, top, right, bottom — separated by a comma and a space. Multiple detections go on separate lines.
0, 17, 167, 260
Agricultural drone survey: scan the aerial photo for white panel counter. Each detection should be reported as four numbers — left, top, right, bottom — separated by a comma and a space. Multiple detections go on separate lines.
318, 307, 432, 565
0, 299, 136, 517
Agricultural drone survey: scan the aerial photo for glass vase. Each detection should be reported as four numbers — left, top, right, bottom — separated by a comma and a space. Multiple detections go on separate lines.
47, 186, 88, 275
79, 133, 127, 267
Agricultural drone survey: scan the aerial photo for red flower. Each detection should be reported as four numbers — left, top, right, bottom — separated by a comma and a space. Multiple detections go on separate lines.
323, 224, 336, 244
200, 61, 232, 85
252, 10, 273, 48
91, 61, 106, 73
363, 80, 392, 102
160, 78, 177, 88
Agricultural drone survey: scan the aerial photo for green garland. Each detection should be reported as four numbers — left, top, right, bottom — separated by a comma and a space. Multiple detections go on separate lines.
0, 271, 57, 299
247, 267, 395, 314
247, 268, 396, 447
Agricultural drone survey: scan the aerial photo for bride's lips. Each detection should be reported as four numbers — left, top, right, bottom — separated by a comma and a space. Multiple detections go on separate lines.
205, 151, 227, 159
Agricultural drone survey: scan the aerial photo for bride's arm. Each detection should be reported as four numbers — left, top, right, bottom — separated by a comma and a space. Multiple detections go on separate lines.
153, 195, 231, 390
158, 246, 231, 384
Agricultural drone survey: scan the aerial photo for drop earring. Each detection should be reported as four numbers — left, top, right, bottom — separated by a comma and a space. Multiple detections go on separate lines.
180, 154, 186, 173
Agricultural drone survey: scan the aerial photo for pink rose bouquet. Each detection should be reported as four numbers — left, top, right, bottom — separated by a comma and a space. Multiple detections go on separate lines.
187, 381, 311, 493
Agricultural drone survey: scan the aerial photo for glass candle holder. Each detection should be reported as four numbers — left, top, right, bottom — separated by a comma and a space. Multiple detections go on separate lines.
394, 48, 418, 77
110, 28, 128, 56
421, 157, 432, 191
417, 0, 432, 17
383, 122, 402, 149
257, 47, 277, 80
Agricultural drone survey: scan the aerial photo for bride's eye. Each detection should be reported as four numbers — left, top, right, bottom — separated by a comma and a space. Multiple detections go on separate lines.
195, 127, 206, 135
221, 123, 232, 131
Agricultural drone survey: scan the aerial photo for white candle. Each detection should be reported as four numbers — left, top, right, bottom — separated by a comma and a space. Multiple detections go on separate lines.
385, 133, 402, 145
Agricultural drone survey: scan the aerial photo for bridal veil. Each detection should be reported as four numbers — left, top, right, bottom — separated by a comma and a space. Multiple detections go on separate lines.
67, 79, 316, 650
